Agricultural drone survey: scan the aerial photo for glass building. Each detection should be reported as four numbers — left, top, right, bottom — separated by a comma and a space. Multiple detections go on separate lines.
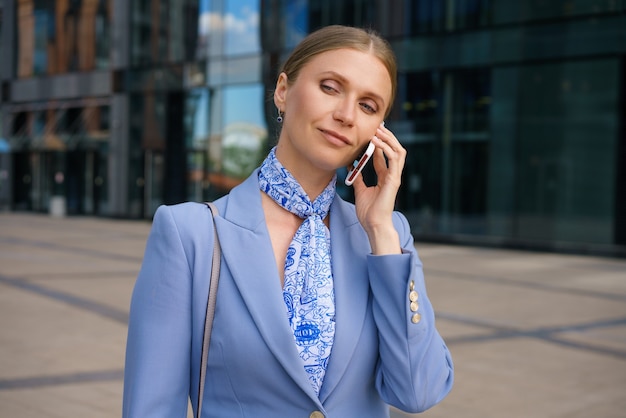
1, 0, 625, 257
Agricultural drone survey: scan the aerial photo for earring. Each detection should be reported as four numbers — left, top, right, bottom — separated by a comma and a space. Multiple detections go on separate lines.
276, 109, 283, 123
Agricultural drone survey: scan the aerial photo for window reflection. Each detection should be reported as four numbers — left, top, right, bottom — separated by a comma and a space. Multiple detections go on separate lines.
493, 0, 625, 25
514, 60, 618, 244
451, 69, 490, 135
131, 0, 198, 65
454, 0, 491, 30
94, 0, 111, 69
406, 0, 445, 34
185, 88, 211, 149
397, 69, 491, 235
197, 0, 217, 59
16, 0, 111, 77
400, 0, 625, 32
33, 8, 51, 74
0, 8, 3, 57
284, 0, 308, 48
449, 69, 490, 228
308, 0, 376, 30
185, 88, 211, 201
224, 0, 261, 56
404, 72, 441, 135
396, 71, 442, 229
207, 84, 267, 195
197, 0, 261, 59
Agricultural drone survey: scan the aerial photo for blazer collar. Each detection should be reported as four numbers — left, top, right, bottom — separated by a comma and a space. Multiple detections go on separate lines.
214, 171, 321, 404
214, 170, 371, 404
319, 196, 372, 402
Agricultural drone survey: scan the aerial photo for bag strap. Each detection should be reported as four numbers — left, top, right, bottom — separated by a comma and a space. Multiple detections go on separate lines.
197, 202, 221, 418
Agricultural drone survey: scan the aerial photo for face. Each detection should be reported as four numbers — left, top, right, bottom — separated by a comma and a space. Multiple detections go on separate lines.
274, 48, 393, 179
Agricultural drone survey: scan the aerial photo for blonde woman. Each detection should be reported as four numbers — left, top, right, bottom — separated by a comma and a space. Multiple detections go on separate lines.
123, 25, 453, 418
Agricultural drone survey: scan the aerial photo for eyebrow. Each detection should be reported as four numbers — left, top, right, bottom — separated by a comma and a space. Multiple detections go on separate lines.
319, 70, 387, 108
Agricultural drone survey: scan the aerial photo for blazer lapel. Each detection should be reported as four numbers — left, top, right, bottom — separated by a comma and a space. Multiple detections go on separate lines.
213, 171, 321, 403
319, 197, 372, 402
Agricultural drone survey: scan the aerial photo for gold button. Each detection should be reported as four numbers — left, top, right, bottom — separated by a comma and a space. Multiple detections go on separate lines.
409, 290, 419, 302
410, 301, 419, 312
310, 411, 325, 418
409, 280, 415, 291
411, 313, 422, 324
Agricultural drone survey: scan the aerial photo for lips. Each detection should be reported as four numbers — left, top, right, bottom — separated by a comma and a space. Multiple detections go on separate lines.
320, 128, 350, 146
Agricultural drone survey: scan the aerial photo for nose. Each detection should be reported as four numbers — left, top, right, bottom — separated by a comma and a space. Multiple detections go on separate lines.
333, 99, 355, 126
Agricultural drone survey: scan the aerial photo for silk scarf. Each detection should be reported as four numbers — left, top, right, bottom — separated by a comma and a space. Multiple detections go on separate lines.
258, 147, 336, 396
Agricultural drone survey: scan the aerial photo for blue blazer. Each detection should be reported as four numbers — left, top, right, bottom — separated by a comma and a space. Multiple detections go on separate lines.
123, 170, 453, 418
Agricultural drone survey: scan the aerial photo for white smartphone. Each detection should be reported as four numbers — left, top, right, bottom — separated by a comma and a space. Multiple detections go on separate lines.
345, 141, 376, 186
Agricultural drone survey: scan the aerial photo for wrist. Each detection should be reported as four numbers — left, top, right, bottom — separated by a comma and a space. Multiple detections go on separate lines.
365, 224, 401, 255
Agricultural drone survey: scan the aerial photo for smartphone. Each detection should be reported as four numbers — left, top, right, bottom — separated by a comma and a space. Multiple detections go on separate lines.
345, 141, 376, 186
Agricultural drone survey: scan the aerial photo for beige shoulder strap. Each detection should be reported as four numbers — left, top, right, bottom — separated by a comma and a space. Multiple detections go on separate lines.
197, 202, 221, 418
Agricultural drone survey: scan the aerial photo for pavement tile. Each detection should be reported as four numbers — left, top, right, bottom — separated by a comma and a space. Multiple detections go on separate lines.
28, 275, 137, 313
0, 382, 123, 418
409, 337, 626, 418
0, 281, 127, 380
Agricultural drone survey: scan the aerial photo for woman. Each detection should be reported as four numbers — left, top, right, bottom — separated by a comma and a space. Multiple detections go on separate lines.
123, 25, 453, 418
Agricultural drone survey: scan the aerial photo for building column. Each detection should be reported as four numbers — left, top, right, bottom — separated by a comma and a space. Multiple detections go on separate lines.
0, 0, 16, 211
108, 93, 129, 216
108, 0, 131, 216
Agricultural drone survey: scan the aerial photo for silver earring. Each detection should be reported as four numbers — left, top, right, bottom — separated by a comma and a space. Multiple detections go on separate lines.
276, 109, 283, 123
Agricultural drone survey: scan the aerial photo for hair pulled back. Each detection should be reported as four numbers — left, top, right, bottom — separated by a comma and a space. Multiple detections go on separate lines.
280, 25, 397, 116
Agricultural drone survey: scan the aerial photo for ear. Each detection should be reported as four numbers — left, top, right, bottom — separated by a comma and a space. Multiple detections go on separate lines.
273, 72, 288, 110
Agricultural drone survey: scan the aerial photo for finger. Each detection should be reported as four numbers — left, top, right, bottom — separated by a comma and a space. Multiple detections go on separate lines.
375, 126, 404, 154
369, 143, 387, 173
371, 135, 403, 172
373, 124, 404, 161
351, 169, 367, 193
371, 137, 405, 185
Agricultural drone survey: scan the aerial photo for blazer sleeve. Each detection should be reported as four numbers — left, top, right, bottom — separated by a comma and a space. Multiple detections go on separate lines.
123, 205, 193, 418
368, 211, 454, 413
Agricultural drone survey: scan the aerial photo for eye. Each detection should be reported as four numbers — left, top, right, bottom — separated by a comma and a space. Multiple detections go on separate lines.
360, 101, 378, 114
320, 80, 340, 94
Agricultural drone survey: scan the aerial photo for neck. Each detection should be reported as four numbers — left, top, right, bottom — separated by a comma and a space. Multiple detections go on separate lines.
274, 144, 336, 201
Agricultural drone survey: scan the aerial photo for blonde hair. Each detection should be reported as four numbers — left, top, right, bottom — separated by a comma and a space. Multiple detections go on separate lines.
280, 25, 397, 116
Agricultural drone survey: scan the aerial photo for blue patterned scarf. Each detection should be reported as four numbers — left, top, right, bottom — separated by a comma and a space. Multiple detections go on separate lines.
258, 147, 336, 396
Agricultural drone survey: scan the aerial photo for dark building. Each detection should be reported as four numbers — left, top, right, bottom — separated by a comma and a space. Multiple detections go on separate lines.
1, 0, 625, 256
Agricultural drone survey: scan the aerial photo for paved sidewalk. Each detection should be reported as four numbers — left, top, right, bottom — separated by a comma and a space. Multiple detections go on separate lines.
1, 212, 625, 418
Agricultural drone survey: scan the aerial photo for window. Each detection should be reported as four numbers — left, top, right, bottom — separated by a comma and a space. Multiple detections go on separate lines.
95, 0, 111, 69
0, 8, 4, 69
454, 0, 491, 30
309, 0, 376, 30
185, 88, 211, 149
16, 0, 112, 76
513, 59, 619, 244
396, 69, 491, 235
224, 0, 261, 56
492, 0, 625, 25
219, 84, 267, 180
406, 0, 445, 34
284, 0, 308, 49
131, 0, 191, 65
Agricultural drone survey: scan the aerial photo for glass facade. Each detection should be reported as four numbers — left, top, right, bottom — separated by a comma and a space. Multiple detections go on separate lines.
16, 0, 111, 77
9, 102, 110, 214
493, 59, 620, 246
5, 0, 112, 216
2, 0, 625, 255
